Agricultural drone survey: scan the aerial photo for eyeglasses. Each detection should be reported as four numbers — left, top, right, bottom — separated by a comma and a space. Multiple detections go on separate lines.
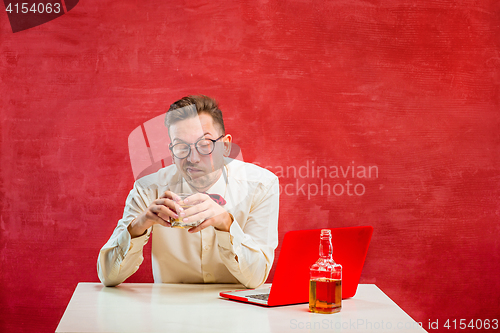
169, 135, 225, 159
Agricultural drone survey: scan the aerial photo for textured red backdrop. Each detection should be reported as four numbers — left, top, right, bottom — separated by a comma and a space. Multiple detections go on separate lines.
1, 1, 499, 332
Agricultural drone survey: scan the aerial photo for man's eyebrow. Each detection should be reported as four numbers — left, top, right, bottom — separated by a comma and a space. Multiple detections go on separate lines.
172, 133, 213, 144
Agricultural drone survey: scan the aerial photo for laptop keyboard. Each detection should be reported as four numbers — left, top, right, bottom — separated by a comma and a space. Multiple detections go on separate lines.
246, 293, 270, 301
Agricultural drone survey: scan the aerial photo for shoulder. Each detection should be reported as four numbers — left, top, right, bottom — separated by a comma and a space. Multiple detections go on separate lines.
225, 158, 278, 186
135, 164, 180, 190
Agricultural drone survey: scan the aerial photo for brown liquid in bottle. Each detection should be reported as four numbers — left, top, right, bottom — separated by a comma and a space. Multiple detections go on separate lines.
309, 278, 342, 314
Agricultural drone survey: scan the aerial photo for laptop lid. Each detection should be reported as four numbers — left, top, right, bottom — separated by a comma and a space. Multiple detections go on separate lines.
267, 226, 373, 306
220, 226, 373, 307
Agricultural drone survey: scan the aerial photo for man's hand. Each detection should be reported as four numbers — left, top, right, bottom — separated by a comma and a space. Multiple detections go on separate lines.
179, 193, 233, 233
127, 191, 184, 238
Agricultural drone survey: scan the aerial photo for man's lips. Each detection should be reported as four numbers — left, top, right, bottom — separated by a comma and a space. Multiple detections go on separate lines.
185, 167, 204, 175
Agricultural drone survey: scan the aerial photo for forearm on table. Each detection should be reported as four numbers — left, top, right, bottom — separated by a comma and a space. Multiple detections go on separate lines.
97, 227, 149, 286
216, 222, 275, 288
231, 251, 270, 288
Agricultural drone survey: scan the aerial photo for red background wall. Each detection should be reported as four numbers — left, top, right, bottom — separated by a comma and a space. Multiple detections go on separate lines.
1, 1, 499, 332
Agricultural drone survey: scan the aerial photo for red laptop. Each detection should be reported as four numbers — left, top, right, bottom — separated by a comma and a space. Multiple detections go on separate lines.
219, 226, 373, 306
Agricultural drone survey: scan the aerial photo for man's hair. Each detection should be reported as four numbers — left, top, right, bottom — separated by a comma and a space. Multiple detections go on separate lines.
165, 95, 225, 135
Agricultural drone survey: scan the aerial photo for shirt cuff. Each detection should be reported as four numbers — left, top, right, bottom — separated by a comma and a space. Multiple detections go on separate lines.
123, 227, 151, 256
215, 219, 246, 251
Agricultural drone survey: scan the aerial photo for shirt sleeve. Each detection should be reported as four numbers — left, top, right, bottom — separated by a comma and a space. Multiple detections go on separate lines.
214, 176, 279, 289
97, 182, 152, 286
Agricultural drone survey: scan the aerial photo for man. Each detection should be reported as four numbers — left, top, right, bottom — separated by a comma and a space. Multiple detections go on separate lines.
97, 95, 279, 288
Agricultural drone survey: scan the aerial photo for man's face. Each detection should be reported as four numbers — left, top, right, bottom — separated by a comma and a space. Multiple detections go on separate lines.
169, 113, 228, 192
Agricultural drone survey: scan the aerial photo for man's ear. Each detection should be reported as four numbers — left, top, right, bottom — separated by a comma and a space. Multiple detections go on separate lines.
222, 134, 232, 157
168, 148, 175, 164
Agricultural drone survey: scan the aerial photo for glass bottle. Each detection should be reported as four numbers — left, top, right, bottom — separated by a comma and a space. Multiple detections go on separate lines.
309, 229, 342, 314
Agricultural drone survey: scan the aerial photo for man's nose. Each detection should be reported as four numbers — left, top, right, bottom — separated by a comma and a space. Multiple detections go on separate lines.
187, 145, 201, 163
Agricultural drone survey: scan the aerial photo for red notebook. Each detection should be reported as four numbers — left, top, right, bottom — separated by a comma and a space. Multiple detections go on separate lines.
219, 226, 373, 306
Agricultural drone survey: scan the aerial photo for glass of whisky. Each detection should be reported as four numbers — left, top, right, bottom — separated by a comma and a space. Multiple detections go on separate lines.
309, 229, 342, 314
170, 193, 204, 229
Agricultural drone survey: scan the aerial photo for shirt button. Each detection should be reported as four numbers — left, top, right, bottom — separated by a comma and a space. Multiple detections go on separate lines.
204, 245, 210, 252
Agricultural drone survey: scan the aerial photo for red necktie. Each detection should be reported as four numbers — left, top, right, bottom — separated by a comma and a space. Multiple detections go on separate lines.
207, 193, 226, 206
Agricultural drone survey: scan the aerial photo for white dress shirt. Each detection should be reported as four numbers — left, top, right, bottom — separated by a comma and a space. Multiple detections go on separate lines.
97, 158, 279, 288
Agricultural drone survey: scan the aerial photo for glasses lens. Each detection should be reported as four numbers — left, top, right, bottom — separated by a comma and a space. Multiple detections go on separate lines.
172, 143, 190, 159
196, 139, 214, 155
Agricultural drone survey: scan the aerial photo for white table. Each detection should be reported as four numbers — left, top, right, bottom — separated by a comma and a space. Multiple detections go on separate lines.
56, 283, 426, 333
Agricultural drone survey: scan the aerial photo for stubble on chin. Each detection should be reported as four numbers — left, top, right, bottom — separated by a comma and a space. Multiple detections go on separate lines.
185, 168, 222, 192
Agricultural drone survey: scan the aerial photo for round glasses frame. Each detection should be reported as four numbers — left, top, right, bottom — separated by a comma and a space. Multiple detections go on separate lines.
169, 135, 225, 159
